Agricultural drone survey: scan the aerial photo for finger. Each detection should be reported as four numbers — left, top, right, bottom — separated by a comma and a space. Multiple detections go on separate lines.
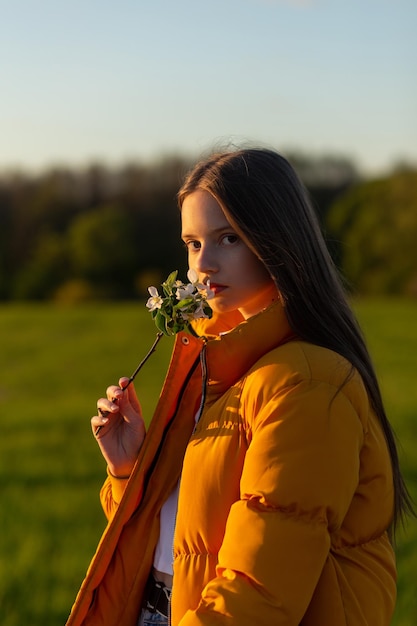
119, 377, 142, 415
91, 413, 109, 436
106, 384, 123, 402
119, 377, 130, 389
98, 396, 120, 415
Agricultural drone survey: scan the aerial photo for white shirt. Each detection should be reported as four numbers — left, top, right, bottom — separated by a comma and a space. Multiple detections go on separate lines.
153, 481, 180, 575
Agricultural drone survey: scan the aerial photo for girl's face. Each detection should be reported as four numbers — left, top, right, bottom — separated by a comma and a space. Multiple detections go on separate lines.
181, 190, 278, 320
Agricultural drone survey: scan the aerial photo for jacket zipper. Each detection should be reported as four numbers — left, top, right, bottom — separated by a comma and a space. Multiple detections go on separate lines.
193, 340, 208, 431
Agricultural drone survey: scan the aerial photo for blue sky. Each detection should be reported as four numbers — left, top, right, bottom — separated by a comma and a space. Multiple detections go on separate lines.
1, 0, 416, 174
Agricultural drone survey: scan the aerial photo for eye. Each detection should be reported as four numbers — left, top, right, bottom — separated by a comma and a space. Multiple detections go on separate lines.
221, 234, 239, 246
184, 240, 201, 251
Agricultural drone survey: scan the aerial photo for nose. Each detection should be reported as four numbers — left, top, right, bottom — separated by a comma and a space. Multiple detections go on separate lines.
193, 244, 218, 276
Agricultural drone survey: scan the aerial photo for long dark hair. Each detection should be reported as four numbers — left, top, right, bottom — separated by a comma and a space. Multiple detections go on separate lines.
178, 147, 414, 534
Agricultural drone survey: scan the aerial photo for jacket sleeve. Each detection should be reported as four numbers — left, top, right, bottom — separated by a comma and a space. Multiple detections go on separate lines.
179, 372, 366, 625
100, 468, 130, 520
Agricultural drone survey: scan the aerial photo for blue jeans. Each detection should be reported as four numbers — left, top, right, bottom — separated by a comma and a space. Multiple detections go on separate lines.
137, 608, 169, 626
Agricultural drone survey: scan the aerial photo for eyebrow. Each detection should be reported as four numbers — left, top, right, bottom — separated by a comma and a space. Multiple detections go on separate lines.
181, 226, 235, 240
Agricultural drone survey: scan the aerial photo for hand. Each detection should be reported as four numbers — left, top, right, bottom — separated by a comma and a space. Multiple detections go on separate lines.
91, 377, 146, 478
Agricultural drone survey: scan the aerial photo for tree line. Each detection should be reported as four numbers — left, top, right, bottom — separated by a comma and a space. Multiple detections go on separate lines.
0, 153, 415, 303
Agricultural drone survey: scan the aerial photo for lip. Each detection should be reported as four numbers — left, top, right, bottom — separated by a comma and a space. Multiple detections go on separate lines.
208, 282, 227, 295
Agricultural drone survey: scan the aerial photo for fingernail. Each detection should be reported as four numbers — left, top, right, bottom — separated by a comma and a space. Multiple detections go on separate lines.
100, 416, 109, 424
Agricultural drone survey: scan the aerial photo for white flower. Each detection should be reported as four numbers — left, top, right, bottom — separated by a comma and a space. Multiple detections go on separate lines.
192, 301, 211, 319
200, 279, 214, 301
178, 308, 195, 322
186, 268, 214, 299
187, 268, 199, 284
176, 282, 196, 300
146, 286, 163, 311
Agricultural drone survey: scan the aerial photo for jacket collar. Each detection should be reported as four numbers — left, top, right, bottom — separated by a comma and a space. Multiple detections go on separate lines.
194, 301, 295, 398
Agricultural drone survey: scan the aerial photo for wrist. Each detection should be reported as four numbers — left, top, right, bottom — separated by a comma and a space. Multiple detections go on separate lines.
107, 466, 130, 504
108, 470, 131, 480
107, 465, 133, 480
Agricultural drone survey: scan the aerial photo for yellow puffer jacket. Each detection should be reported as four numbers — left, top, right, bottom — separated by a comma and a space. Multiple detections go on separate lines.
67, 302, 396, 626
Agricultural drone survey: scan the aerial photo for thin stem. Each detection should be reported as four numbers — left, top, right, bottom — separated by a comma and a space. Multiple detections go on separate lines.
123, 331, 164, 389
95, 331, 164, 435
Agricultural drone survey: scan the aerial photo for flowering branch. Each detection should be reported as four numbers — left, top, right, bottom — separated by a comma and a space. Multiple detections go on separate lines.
95, 270, 213, 433
123, 268, 213, 384
146, 268, 213, 336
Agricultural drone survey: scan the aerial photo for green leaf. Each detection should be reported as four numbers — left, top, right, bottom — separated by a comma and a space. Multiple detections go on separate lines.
171, 322, 183, 335
164, 270, 178, 288
203, 304, 213, 318
175, 297, 194, 309
154, 310, 169, 335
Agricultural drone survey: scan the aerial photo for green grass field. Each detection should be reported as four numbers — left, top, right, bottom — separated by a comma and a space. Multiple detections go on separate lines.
0, 300, 416, 625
